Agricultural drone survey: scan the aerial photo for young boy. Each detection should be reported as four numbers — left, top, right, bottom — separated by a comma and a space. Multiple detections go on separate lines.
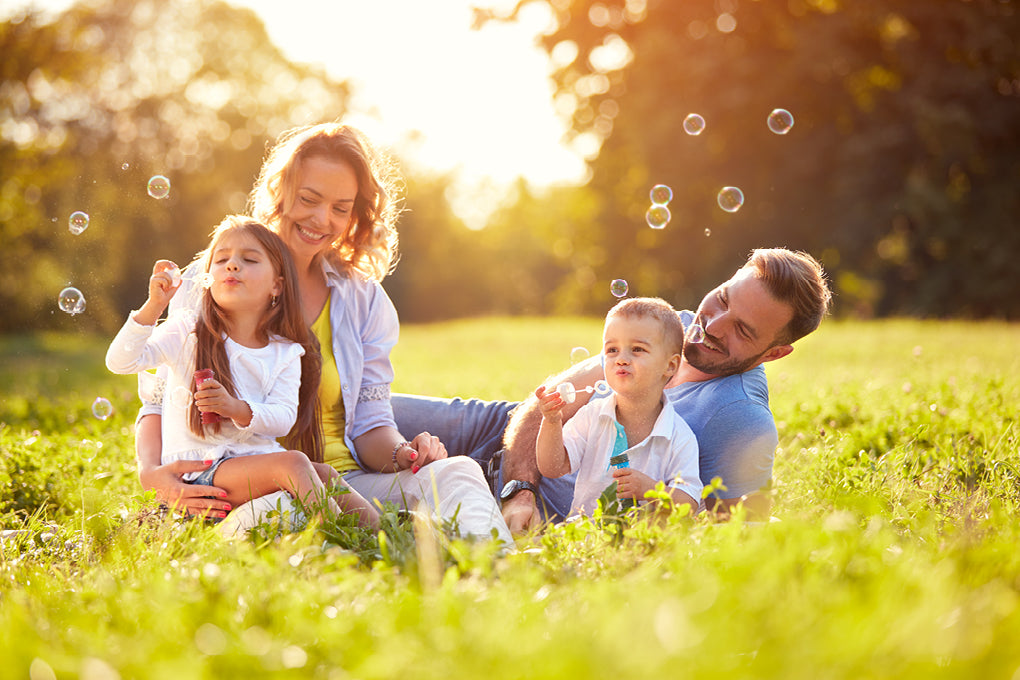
535, 297, 702, 517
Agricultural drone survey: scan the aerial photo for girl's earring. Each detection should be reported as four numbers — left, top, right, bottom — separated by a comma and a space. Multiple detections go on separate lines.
271, 294, 278, 307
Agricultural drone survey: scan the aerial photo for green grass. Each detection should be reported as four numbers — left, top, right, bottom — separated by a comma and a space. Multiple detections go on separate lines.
1, 318, 1019, 679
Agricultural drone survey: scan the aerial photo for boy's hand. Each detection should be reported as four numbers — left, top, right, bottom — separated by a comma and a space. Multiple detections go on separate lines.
612, 468, 656, 501
535, 385, 566, 422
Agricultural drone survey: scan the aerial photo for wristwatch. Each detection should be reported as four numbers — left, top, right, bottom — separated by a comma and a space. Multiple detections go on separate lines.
500, 479, 539, 504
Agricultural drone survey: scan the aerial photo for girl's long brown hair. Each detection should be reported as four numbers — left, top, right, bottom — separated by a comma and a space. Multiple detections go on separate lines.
188, 215, 324, 462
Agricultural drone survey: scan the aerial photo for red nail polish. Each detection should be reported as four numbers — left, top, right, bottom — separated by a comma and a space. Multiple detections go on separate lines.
203, 460, 213, 465
411, 465, 420, 474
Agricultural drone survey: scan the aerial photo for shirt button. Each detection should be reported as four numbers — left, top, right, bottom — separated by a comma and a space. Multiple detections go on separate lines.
341, 384, 347, 391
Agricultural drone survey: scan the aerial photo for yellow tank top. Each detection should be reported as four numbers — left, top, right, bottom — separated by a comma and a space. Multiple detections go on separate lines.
311, 296, 357, 473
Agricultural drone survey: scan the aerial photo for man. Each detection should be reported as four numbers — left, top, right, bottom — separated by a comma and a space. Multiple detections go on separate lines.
394, 247, 832, 531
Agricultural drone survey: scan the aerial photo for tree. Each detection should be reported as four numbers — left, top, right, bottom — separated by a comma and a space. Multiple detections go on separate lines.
0, 0, 352, 333
478, 0, 1020, 318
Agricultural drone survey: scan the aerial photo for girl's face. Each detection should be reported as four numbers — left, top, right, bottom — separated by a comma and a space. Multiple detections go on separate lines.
279, 156, 359, 267
208, 230, 282, 314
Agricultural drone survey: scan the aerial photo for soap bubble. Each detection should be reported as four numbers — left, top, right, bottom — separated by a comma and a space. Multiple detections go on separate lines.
646, 205, 671, 230
686, 324, 706, 345
556, 382, 576, 404
593, 380, 612, 397
199, 272, 214, 289
649, 184, 673, 205
570, 346, 591, 364
68, 211, 89, 235
171, 385, 192, 409
683, 113, 705, 136
147, 175, 171, 199
91, 397, 113, 420
610, 279, 629, 298
767, 108, 794, 135
58, 287, 86, 315
717, 186, 744, 213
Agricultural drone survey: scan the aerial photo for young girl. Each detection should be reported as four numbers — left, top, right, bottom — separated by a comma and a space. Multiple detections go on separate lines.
107, 215, 379, 528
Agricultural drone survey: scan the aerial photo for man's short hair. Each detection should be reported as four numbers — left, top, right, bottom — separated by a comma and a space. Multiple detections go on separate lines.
606, 297, 685, 356
742, 248, 832, 345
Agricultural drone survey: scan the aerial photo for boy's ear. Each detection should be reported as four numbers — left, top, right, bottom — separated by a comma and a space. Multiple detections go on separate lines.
664, 353, 681, 379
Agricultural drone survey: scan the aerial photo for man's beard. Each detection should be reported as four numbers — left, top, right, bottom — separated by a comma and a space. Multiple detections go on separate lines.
683, 339, 769, 377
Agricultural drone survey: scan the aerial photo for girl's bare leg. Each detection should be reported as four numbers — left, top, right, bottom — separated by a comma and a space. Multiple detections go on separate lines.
311, 461, 380, 529
213, 452, 340, 521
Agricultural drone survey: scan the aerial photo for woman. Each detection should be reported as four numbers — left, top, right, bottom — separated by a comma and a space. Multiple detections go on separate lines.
135, 122, 513, 545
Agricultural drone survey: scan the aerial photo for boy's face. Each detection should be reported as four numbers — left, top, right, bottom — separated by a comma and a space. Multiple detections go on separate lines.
602, 314, 680, 400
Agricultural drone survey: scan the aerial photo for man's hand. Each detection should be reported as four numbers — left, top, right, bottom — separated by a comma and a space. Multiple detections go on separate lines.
139, 459, 231, 519
501, 490, 542, 534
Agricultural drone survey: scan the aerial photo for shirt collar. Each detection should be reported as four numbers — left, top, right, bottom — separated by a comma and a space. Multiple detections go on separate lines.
592, 391, 674, 441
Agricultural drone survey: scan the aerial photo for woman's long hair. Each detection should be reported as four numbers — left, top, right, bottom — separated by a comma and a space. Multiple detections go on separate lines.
247, 121, 404, 282
188, 215, 324, 462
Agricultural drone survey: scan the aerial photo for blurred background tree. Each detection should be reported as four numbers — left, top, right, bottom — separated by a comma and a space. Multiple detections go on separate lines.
2, 0, 1018, 333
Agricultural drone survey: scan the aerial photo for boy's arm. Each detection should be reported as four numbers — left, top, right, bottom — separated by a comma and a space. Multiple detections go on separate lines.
534, 386, 571, 478
501, 357, 605, 528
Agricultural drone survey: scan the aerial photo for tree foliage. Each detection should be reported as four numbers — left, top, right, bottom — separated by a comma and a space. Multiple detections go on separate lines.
0, 0, 351, 333
479, 0, 1020, 318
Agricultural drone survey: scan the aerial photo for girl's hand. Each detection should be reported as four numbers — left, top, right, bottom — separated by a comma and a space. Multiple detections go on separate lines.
133, 260, 183, 326
612, 468, 656, 501
407, 431, 447, 473
535, 385, 565, 422
148, 260, 181, 306
195, 377, 252, 426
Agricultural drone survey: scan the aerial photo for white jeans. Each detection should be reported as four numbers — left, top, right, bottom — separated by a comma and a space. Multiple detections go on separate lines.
221, 457, 513, 546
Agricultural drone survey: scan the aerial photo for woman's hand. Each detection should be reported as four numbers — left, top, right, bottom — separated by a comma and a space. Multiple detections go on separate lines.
139, 459, 232, 519
407, 431, 447, 473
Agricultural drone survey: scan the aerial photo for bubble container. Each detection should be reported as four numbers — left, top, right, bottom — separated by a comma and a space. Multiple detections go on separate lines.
194, 368, 223, 424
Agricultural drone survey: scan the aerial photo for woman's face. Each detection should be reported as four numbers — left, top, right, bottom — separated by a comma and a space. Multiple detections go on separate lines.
279, 156, 359, 267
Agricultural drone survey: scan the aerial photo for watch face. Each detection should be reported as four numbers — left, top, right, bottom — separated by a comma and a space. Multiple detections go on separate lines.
500, 480, 519, 500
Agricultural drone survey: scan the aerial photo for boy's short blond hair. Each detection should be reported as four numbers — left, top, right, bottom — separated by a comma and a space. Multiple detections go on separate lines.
605, 297, 685, 356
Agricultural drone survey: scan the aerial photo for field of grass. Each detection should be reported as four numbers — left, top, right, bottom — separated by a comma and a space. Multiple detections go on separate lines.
1, 318, 1019, 679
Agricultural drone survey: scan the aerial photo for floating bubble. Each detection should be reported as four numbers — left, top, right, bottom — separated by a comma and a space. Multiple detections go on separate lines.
593, 380, 612, 397
610, 279, 629, 298
171, 385, 192, 409
686, 324, 706, 344
68, 211, 89, 235
767, 108, 794, 135
717, 186, 744, 213
199, 272, 214, 289
121, 163, 130, 170
80, 438, 101, 462
683, 113, 705, 136
147, 175, 171, 199
704, 228, 712, 237
570, 346, 591, 364
649, 184, 673, 205
58, 287, 86, 315
646, 205, 671, 230
91, 397, 113, 420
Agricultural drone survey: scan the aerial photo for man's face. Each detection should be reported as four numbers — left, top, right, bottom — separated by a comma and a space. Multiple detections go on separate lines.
684, 269, 795, 376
